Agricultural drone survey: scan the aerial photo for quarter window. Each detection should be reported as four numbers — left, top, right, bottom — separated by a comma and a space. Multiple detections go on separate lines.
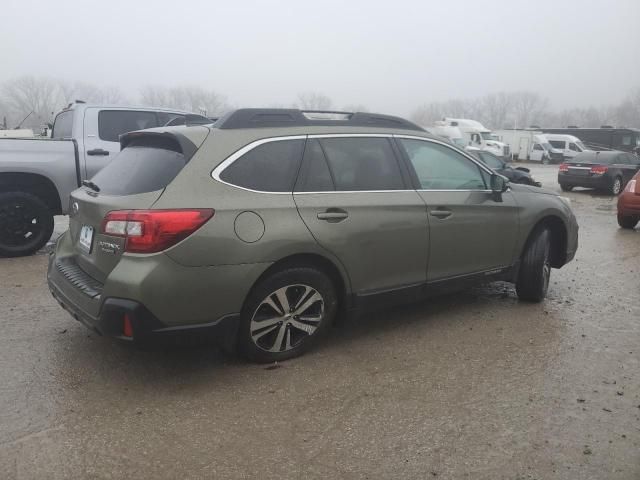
220, 139, 305, 192
295, 139, 334, 192
319, 137, 405, 191
398, 139, 487, 190
98, 110, 159, 142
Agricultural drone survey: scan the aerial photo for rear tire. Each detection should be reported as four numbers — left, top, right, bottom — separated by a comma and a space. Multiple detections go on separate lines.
516, 228, 551, 303
617, 214, 639, 229
560, 184, 573, 192
238, 267, 337, 363
610, 176, 623, 196
0, 192, 54, 257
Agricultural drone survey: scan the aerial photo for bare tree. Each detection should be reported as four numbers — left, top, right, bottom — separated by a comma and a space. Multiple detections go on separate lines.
509, 91, 549, 129
342, 104, 370, 113
139, 85, 228, 116
480, 92, 511, 129
614, 87, 640, 127
1, 76, 65, 128
294, 92, 333, 110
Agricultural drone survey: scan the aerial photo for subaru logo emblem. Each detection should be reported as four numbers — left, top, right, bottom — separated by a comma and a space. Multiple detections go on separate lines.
71, 202, 79, 216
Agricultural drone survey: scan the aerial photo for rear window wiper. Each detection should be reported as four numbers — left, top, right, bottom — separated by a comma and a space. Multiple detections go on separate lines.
81, 180, 101, 192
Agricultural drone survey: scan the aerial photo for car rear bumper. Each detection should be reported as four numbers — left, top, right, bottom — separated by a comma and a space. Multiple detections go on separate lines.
45, 231, 270, 349
48, 254, 240, 348
558, 172, 609, 189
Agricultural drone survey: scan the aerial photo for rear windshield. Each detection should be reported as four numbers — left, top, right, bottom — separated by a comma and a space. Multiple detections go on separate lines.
52, 110, 73, 139
90, 136, 186, 195
573, 152, 618, 164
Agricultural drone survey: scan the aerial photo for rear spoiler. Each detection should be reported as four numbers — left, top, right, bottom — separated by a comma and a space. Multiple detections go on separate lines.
119, 131, 200, 160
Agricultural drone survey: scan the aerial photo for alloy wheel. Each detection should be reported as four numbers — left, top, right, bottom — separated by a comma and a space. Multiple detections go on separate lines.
612, 178, 622, 195
249, 284, 324, 353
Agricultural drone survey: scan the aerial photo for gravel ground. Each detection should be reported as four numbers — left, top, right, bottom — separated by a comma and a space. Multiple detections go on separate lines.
1, 164, 639, 479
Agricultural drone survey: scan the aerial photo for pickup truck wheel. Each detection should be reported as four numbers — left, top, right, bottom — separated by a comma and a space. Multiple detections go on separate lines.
0, 192, 54, 257
516, 228, 551, 303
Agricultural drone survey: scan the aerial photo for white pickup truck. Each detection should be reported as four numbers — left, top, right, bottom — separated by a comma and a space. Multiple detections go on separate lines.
0, 102, 210, 257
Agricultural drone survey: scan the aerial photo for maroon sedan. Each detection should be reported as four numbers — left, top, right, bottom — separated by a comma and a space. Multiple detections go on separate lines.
617, 170, 640, 229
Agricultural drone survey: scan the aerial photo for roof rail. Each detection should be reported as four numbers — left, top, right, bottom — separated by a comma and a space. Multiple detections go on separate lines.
214, 108, 425, 131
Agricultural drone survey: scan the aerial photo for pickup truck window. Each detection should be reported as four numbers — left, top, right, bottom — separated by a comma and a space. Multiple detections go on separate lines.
52, 111, 73, 139
98, 111, 158, 142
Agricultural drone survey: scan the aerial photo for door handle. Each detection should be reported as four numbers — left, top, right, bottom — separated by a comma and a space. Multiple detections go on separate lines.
87, 148, 110, 156
429, 209, 452, 219
317, 209, 349, 222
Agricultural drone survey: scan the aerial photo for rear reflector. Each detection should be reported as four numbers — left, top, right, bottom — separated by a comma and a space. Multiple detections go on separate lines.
559, 163, 569, 172
101, 209, 214, 253
590, 165, 608, 175
123, 314, 133, 337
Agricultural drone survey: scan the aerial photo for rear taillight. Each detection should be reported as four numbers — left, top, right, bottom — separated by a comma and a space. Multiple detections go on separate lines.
625, 179, 637, 194
101, 209, 214, 253
559, 163, 569, 172
590, 165, 608, 175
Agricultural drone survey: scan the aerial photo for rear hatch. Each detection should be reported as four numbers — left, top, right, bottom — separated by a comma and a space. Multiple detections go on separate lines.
67, 131, 206, 283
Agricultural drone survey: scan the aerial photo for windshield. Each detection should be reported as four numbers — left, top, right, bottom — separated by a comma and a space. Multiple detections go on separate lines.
479, 152, 503, 169
480, 132, 493, 140
575, 141, 586, 151
542, 143, 554, 151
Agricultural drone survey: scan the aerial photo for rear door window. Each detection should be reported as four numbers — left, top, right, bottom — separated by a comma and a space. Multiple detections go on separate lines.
98, 110, 159, 142
90, 136, 187, 195
220, 139, 305, 192
319, 137, 405, 191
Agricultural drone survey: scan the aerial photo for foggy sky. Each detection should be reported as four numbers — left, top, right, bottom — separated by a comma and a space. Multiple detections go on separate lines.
1, 0, 639, 115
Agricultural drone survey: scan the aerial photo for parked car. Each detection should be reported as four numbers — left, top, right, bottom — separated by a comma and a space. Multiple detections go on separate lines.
0, 102, 211, 257
558, 151, 640, 195
617, 170, 640, 229
467, 148, 541, 186
47, 108, 578, 363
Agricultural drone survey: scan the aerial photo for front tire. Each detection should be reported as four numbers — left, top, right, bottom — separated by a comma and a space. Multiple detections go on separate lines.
238, 267, 337, 363
618, 214, 639, 229
516, 228, 551, 302
0, 192, 54, 257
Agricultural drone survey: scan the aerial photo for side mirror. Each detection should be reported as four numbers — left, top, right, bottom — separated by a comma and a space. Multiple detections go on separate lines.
490, 174, 509, 201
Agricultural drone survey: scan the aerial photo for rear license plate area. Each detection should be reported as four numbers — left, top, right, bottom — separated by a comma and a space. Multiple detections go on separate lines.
79, 225, 94, 253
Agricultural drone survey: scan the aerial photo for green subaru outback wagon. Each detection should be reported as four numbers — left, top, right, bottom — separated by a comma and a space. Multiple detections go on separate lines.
48, 109, 578, 362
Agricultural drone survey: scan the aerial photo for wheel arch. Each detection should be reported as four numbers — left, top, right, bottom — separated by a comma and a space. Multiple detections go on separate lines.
521, 215, 568, 268
0, 172, 62, 214
248, 252, 351, 313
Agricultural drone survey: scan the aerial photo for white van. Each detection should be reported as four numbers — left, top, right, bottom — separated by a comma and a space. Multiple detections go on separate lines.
545, 134, 588, 160
495, 130, 564, 163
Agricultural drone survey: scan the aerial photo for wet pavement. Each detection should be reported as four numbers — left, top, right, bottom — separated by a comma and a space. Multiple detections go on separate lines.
1, 165, 639, 479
